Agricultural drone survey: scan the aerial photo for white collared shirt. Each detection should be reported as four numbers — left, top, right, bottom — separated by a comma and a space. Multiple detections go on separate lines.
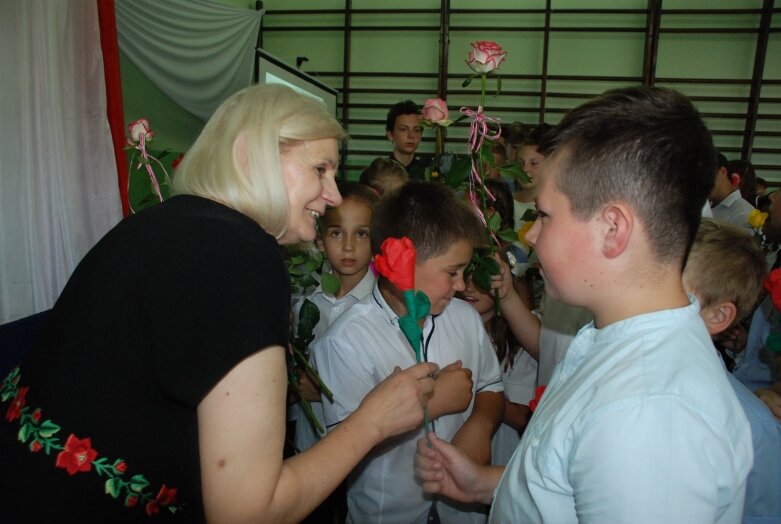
312, 282, 503, 524
711, 189, 756, 232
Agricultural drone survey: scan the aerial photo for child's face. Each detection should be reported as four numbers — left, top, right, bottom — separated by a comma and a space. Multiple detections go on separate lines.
387, 114, 423, 156
320, 199, 373, 280
518, 145, 545, 190
458, 277, 495, 319
415, 239, 473, 316
525, 159, 599, 306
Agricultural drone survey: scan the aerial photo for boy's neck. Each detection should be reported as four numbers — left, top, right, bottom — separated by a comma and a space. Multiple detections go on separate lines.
393, 150, 414, 167
332, 266, 370, 299
589, 265, 690, 329
378, 278, 426, 326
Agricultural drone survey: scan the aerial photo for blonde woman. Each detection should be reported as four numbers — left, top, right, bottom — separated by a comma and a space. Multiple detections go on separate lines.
0, 85, 436, 523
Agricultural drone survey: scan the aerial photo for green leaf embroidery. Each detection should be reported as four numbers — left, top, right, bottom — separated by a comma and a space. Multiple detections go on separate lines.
38, 419, 61, 438
130, 474, 150, 493
105, 477, 122, 498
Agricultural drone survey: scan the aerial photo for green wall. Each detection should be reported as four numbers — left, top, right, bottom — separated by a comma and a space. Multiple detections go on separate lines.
120, 0, 781, 180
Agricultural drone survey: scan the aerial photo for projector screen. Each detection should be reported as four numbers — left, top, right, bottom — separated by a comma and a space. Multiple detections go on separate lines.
256, 49, 338, 116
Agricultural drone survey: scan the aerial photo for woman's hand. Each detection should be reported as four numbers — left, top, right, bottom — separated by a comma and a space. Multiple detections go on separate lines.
353, 362, 438, 442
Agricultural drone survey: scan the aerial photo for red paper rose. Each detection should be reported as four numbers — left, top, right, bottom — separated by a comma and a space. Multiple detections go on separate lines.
55, 434, 98, 476
6, 386, 28, 422
764, 268, 781, 312
373, 237, 417, 291
145, 484, 178, 516
529, 385, 547, 412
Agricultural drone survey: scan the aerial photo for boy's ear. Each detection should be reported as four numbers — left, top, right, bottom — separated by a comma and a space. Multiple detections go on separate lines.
700, 301, 737, 336
600, 203, 633, 259
386, 130, 394, 142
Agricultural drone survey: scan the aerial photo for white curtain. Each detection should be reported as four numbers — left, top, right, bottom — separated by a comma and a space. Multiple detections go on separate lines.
0, 1, 122, 324
116, 0, 263, 120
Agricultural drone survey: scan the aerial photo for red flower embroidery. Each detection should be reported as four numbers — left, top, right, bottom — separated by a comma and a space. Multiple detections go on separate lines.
30, 440, 43, 453
31, 408, 42, 422
55, 434, 98, 476
529, 385, 547, 412
765, 268, 781, 312
374, 237, 417, 291
6, 386, 28, 421
145, 484, 178, 516
115, 460, 127, 474
125, 494, 139, 508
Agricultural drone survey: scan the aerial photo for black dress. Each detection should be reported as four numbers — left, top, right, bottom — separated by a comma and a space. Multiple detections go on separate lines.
0, 195, 290, 522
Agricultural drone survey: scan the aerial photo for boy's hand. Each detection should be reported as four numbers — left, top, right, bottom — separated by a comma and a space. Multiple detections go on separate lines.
414, 432, 496, 505
755, 386, 781, 422
297, 370, 322, 402
489, 254, 515, 301
428, 360, 473, 419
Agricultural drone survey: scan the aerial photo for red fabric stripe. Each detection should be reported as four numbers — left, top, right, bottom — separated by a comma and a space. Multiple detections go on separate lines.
97, 0, 130, 217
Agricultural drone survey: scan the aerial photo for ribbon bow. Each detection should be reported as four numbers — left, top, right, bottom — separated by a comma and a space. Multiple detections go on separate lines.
460, 106, 502, 154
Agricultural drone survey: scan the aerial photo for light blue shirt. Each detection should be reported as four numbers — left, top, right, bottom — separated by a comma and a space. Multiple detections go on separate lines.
490, 301, 753, 524
726, 371, 781, 524
734, 295, 776, 392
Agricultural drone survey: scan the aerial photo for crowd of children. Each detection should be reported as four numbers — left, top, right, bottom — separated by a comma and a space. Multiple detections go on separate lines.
287, 87, 781, 523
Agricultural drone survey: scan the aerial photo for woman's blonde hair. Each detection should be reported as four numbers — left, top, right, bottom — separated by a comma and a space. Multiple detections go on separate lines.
173, 84, 347, 238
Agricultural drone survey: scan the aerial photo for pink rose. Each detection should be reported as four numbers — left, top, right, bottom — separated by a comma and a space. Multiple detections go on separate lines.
466, 41, 507, 74
128, 118, 155, 142
422, 98, 449, 125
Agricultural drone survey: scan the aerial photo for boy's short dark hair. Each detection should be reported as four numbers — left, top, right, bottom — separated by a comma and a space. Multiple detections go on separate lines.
484, 179, 515, 231
371, 182, 484, 262
726, 158, 757, 202
519, 123, 552, 147
359, 158, 409, 195
539, 86, 716, 266
386, 100, 421, 132
322, 181, 379, 225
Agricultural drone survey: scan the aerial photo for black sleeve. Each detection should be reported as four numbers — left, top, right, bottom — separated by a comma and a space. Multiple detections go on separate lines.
146, 219, 290, 408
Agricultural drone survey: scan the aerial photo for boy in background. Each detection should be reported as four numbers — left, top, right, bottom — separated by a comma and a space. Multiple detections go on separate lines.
385, 100, 429, 181
683, 218, 781, 523
313, 182, 504, 524
415, 87, 752, 523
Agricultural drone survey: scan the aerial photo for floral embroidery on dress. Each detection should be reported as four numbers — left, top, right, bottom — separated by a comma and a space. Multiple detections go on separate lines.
1, 367, 183, 516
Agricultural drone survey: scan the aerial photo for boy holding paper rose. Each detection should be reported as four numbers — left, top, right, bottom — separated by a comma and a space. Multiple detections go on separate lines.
312, 181, 504, 524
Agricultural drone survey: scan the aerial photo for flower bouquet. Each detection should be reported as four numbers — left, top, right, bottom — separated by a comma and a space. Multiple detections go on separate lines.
125, 118, 175, 213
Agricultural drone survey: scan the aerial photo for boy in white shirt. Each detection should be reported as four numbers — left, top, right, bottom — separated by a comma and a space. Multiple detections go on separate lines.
313, 181, 504, 524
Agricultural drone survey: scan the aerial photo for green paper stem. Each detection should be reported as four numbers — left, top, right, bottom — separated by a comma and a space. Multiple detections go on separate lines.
400, 289, 431, 437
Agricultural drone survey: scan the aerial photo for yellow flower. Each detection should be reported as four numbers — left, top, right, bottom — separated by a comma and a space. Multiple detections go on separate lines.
748, 209, 768, 230
517, 221, 534, 246
431, 171, 440, 179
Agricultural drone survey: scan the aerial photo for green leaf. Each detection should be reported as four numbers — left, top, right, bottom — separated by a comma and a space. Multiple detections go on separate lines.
495, 74, 502, 96
461, 75, 474, 88
129, 474, 150, 493
487, 211, 501, 232
18, 423, 31, 443
105, 478, 122, 498
321, 273, 341, 296
520, 209, 539, 222
443, 156, 471, 189
288, 255, 305, 266
38, 419, 61, 438
498, 227, 520, 243
472, 255, 501, 292
453, 114, 470, 125
498, 163, 524, 179
297, 299, 321, 340
479, 143, 495, 167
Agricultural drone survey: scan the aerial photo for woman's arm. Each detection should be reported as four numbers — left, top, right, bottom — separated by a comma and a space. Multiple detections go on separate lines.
198, 345, 436, 524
